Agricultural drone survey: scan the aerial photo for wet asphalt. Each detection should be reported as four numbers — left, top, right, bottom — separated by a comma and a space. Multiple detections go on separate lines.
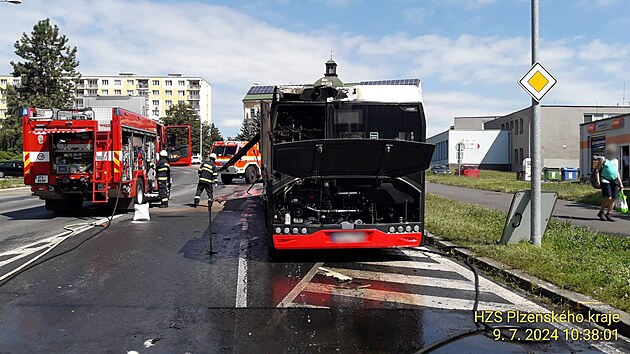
0, 167, 627, 353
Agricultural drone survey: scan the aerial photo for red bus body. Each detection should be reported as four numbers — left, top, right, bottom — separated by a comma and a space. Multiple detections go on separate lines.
22, 107, 191, 211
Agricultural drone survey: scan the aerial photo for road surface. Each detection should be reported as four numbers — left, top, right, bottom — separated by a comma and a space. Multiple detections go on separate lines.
0, 169, 627, 353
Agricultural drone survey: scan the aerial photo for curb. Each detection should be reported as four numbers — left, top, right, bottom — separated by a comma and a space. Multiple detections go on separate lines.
424, 232, 630, 337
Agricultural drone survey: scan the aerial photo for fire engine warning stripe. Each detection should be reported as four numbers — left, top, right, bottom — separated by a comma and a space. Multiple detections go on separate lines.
23, 152, 31, 175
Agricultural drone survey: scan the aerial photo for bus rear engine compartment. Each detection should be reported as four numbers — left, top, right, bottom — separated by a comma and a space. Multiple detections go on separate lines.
273, 177, 421, 226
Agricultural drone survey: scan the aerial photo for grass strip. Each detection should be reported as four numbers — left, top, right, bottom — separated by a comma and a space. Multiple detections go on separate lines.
0, 178, 26, 189
425, 193, 630, 312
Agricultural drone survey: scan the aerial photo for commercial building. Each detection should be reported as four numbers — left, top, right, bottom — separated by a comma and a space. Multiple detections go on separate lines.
484, 106, 630, 171
0, 73, 212, 124
428, 116, 510, 170
579, 113, 629, 183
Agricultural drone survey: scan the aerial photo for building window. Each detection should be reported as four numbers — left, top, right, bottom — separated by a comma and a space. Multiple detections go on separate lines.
519, 148, 524, 164
519, 118, 523, 134
515, 120, 519, 135
178, 80, 185, 86
510, 121, 514, 130
127, 80, 134, 85
165, 100, 172, 107
515, 149, 518, 165
165, 90, 172, 96
152, 90, 159, 95
165, 80, 172, 86
127, 90, 134, 96
101, 89, 109, 95
114, 89, 122, 95
102, 79, 109, 85
178, 100, 185, 104
152, 109, 159, 116
152, 80, 159, 86
88, 79, 97, 85
0, 79, 7, 85
152, 100, 159, 106
88, 89, 97, 95
501, 123, 505, 130
114, 80, 121, 86
178, 90, 185, 96
0, 99, 6, 105
12, 78, 20, 86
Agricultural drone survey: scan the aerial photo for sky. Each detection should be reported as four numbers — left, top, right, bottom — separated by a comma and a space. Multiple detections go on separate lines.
0, 0, 629, 137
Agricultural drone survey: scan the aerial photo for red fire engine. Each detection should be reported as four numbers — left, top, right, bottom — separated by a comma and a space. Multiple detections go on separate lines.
211, 141, 261, 184
22, 107, 191, 212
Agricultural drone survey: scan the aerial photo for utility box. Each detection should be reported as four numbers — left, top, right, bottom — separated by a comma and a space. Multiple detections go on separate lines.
543, 167, 561, 181
561, 167, 579, 181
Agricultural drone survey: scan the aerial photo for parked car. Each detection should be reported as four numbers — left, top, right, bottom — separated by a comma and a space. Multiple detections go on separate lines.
430, 164, 452, 175
0, 160, 24, 178
455, 165, 480, 178
191, 154, 202, 164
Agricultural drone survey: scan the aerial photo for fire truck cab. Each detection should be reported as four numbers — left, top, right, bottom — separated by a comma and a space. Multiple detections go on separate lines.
211, 141, 261, 184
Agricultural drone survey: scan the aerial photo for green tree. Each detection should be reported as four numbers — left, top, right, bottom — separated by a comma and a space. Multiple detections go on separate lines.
162, 102, 223, 157
3, 18, 80, 152
235, 111, 260, 141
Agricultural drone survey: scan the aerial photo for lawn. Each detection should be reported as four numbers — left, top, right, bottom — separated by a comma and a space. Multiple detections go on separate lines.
425, 193, 630, 313
426, 170, 626, 205
0, 178, 25, 189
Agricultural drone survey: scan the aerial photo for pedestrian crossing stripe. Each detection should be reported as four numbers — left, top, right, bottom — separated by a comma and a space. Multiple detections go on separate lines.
277, 247, 543, 313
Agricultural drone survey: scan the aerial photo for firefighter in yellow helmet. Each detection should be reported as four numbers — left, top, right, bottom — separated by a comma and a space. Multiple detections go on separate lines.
194, 153, 218, 208
156, 150, 171, 208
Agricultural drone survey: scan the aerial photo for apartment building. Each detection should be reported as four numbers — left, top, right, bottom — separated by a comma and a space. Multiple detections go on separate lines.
0, 73, 212, 124
0, 76, 21, 120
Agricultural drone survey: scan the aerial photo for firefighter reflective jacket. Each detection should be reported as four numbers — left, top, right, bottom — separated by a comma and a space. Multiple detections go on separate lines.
198, 161, 218, 184
156, 158, 171, 182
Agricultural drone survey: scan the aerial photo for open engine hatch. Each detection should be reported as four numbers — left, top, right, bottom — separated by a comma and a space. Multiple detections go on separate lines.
272, 139, 435, 178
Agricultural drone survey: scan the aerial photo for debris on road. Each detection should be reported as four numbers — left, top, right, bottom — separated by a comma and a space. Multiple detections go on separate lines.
143, 338, 161, 348
318, 267, 352, 282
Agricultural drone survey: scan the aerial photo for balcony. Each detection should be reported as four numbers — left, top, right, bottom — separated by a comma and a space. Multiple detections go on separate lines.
137, 81, 149, 89
188, 95, 200, 100
188, 84, 201, 90
87, 84, 98, 89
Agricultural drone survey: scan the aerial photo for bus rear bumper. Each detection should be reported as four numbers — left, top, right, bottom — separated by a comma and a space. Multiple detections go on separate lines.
273, 229, 422, 250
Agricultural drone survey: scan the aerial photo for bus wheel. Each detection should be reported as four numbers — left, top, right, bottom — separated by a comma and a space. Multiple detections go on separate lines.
135, 178, 145, 204
244, 165, 258, 184
221, 174, 233, 185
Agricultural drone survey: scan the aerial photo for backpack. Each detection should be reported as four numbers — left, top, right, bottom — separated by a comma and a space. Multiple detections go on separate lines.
590, 161, 604, 189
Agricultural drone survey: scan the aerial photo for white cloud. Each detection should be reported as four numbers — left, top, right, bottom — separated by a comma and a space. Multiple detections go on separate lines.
0, 0, 628, 137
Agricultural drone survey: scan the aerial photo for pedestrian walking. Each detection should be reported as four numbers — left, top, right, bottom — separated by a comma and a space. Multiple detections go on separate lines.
595, 145, 624, 221
194, 153, 219, 209
157, 150, 171, 208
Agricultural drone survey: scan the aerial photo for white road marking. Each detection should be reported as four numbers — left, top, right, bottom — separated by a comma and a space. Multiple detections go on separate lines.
320, 267, 475, 291
277, 262, 324, 308
235, 240, 249, 308
0, 215, 122, 269
357, 260, 460, 272
301, 282, 515, 311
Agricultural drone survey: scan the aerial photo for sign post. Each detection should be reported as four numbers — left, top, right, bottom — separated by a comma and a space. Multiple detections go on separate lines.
455, 142, 465, 176
518, 0, 557, 247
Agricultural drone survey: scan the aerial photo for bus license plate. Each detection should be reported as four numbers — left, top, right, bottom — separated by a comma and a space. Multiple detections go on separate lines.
330, 232, 366, 243
35, 175, 48, 184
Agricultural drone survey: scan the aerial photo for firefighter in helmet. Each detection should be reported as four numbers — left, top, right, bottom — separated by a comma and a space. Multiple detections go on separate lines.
157, 150, 171, 208
194, 153, 219, 208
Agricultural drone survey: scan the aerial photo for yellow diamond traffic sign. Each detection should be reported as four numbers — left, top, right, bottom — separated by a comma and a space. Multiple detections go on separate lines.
519, 62, 557, 101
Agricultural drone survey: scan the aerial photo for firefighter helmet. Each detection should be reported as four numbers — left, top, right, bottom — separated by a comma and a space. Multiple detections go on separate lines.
209, 153, 217, 160
159, 150, 168, 157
